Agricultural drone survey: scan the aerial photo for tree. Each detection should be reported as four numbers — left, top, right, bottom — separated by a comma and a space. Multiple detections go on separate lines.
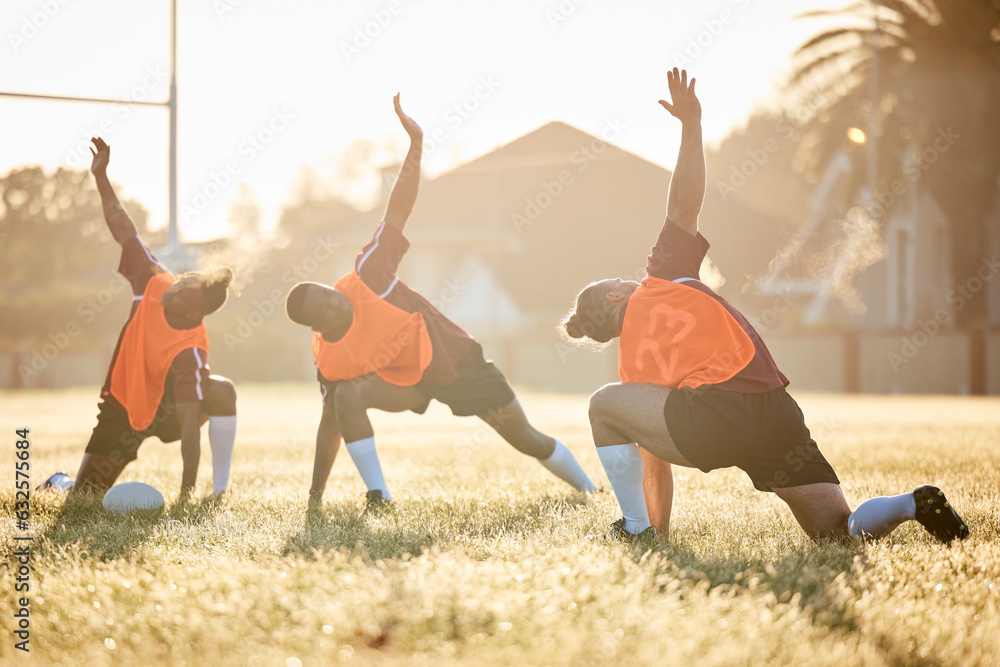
0, 165, 150, 347
787, 0, 1000, 326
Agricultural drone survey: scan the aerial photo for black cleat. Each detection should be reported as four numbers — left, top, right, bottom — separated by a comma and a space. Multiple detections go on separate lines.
363, 489, 393, 513
603, 517, 656, 544
913, 485, 969, 543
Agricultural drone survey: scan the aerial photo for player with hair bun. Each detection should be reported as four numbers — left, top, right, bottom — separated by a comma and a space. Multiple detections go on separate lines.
562, 69, 969, 545
39, 138, 239, 498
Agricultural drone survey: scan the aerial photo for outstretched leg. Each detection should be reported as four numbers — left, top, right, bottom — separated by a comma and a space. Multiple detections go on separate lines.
774, 483, 969, 543
772, 483, 852, 539
69, 401, 144, 496
479, 399, 596, 491
71, 452, 130, 495
846, 486, 968, 542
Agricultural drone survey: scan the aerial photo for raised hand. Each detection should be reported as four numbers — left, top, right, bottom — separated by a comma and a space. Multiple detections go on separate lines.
90, 137, 110, 175
384, 94, 423, 232
90, 136, 138, 244
658, 68, 701, 125
393, 93, 423, 142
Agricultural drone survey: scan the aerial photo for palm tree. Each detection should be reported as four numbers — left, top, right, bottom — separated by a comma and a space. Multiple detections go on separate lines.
787, 0, 1000, 327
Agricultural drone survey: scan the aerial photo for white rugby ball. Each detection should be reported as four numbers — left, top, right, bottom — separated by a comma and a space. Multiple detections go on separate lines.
102, 481, 164, 514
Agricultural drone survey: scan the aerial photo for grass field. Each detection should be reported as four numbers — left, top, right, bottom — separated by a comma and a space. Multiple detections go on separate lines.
2, 385, 1000, 666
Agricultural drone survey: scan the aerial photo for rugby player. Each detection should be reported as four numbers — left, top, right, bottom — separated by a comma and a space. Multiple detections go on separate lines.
285, 95, 596, 507
41, 138, 238, 497
562, 69, 969, 544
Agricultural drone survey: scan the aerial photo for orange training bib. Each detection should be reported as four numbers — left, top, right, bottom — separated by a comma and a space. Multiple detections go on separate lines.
110, 273, 210, 430
313, 271, 433, 386
618, 276, 755, 389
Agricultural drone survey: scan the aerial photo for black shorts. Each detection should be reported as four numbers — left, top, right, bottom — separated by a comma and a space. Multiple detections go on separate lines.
84, 396, 183, 465
664, 386, 840, 492
413, 344, 516, 417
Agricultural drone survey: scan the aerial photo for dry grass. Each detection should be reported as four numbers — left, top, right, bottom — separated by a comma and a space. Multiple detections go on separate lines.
2, 385, 999, 665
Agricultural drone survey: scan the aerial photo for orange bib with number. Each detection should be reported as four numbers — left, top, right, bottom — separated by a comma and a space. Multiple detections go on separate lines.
618, 276, 754, 389
313, 271, 433, 386
110, 273, 210, 430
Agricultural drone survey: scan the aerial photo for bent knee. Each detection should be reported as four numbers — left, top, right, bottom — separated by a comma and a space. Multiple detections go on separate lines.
331, 380, 365, 413
588, 383, 624, 423
205, 376, 237, 415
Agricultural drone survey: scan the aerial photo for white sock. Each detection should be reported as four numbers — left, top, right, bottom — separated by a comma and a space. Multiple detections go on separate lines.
344, 437, 391, 501
208, 415, 237, 494
848, 492, 916, 539
45, 472, 74, 491
539, 441, 597, 492
596, 444, 650, 534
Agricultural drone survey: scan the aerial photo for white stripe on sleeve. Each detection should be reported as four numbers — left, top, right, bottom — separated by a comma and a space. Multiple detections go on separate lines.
356, 221, 399, 298
378, 276, 399, 299
356, 221, 386, 273
136, 237, 169, 273
192, 348, 206, 401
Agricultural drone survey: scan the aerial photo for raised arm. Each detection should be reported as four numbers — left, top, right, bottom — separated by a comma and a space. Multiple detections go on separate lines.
382, 94, 423, 233
659, 69, 705, 237
89, 137, 138, 245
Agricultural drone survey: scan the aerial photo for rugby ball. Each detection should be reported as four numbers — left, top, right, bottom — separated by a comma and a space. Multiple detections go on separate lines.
102, 482, 164, 514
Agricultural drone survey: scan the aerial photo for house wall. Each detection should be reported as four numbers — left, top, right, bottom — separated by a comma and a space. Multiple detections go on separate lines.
765, 335, 846, 393
988, 331, 1000, 395
863, 332, 971, 394
476, 326, 619, 394
4, 347, 114, 390
764, 330, 999, 395
3, 330, 995, 394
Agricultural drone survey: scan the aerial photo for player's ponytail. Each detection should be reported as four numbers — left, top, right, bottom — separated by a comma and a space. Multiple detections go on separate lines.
199, 266, 235, 315
559, 281, 622, 346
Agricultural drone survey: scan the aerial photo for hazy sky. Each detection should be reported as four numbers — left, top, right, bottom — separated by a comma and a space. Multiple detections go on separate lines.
1, 0, 846, 241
